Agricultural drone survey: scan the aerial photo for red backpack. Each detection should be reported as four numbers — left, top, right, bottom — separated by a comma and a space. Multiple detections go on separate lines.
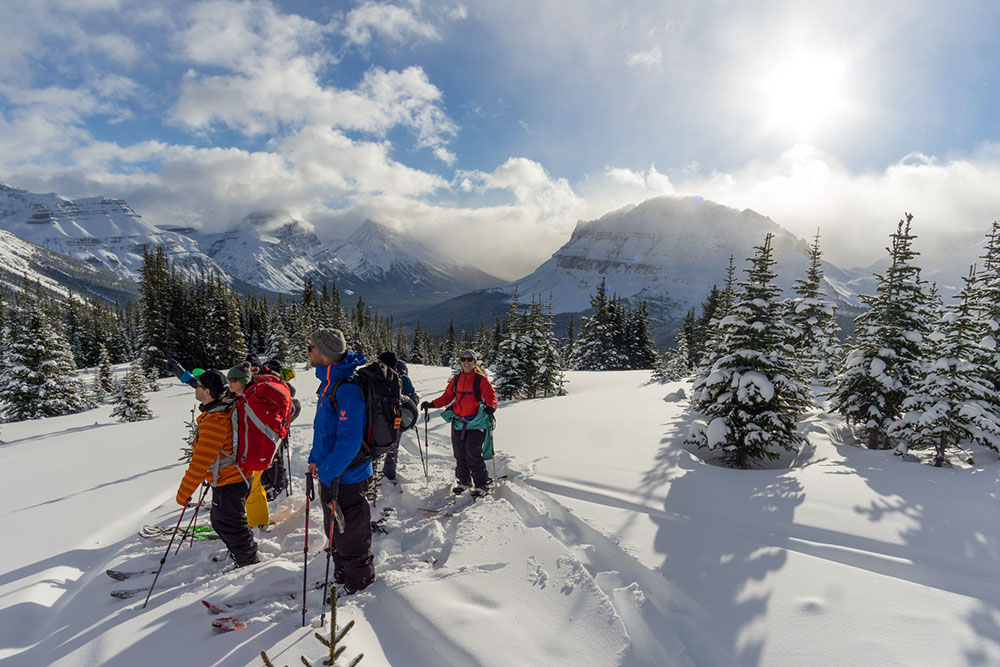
231, 374, 293, 471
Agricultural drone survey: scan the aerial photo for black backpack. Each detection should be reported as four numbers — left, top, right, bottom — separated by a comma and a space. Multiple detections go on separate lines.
328, 362, 403, 469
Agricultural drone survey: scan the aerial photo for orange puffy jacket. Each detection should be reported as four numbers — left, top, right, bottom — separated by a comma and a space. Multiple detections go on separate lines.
176, 401, 249, 505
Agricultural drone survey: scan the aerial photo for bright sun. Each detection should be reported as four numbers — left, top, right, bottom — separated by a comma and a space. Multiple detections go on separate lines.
761, 52, 847, 137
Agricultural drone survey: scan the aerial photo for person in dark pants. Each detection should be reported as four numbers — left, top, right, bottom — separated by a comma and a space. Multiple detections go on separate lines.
175, 369, 258, 567
422, 349, 498, 497
306, 328, 375, 594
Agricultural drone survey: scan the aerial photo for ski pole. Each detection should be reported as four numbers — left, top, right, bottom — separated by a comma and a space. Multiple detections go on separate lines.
320, 508, 336, 627
285, 440, 293, 497
143, 504, 188, 609
423, 406, 431, 481
302, 473, 314, 627
176, 482, 209, 554
414, 418, 429, 485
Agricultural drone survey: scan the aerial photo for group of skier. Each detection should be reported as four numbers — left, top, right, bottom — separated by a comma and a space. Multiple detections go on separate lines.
171, 327, 499, 599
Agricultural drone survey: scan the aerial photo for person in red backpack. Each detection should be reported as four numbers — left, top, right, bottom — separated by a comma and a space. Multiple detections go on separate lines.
228, 362, 291, 530
422, 349, 498, 497
176, 369, 259, 567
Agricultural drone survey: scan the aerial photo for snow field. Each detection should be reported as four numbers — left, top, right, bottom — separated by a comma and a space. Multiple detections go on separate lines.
2, 364, 1000, 665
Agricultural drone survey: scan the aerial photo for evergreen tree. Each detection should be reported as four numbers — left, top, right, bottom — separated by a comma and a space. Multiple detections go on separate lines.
112, 358, 154, 422
889, 268, 1000, 464
0, 292, 92, 422
491, 288, 527, 400
571, 278, 627, 370
687, 234, 812, 468
829, 214, 935, 449
658, 327, 693, 382
92, 343, 114, 403
625, 300, 659, 369
785, 230, 842, 381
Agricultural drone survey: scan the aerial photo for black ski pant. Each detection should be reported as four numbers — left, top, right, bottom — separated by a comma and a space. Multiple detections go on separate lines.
320, 478, 374, 592
211, 480, 258, 567
451, 425, 489, 488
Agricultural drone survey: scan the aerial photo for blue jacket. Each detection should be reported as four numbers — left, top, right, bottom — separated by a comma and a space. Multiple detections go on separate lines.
308, 352, 372, 486
400, 373, 417, 402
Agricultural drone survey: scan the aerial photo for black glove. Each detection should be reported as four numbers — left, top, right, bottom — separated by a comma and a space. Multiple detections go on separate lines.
484, 406, 495, 416
166, 358, 185, 378
421, 401, 433, 411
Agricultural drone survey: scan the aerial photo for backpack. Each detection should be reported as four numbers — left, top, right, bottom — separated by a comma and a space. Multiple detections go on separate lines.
232, 374, 294, 471
449, 371, 484, 404
328, 362, 402, 469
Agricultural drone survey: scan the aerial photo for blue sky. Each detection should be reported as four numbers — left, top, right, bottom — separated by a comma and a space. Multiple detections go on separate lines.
1, 0, 998, 278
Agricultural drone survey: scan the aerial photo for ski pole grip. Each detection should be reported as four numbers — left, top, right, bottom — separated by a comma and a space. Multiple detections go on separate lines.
305, 473, 315, 500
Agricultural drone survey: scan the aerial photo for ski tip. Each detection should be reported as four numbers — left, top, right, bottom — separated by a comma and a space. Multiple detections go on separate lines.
211, 617, 246, 631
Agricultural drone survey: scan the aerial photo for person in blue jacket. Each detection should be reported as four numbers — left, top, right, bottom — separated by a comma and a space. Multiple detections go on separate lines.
306, 328, 375, 595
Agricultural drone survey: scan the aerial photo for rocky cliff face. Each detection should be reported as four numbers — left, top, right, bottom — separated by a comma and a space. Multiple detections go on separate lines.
0, 184, 225, 282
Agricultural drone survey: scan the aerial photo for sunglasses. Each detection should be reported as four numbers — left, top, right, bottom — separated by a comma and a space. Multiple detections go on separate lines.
306, 343, 315, 352
460, 357, 474, 363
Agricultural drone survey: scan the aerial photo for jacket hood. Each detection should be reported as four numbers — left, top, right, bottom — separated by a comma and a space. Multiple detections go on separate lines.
314, 351, 367, 384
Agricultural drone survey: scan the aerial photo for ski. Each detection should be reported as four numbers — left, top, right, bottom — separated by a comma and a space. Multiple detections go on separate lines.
110, 587, 146, 599
212, 617, 246, 632
138, 525, 219, 541
201, 583, 323, 615
106, 568, 156, 581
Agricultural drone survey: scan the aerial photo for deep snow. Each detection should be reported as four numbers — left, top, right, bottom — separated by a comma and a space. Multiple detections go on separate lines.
2, 364, 1000, 666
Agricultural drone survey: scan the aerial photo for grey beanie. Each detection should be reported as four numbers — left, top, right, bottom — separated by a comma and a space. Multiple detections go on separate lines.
227, 362, 252, 384
310, 328, 347, 360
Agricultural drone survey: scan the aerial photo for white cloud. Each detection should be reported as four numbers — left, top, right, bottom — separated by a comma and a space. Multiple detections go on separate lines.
343, 2, 442, 46
669, 144, 1000, 268
626, 46, 662, 69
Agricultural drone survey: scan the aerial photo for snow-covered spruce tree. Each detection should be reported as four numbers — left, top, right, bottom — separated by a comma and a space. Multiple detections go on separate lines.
491, 288, 527, 400
976, 221, 1000, 392
653, 327, 693, 382
785, 230, 843, 381
112, 358, 153, 422
0, 294, 92, 422
693, 256, 738, 378
537, 296, 567, 396
829, 214, 935, 449
625, 300, 659, 369
686, 233, 812, 468
97, 343, 114, 393
571, 278, 628, 370
888, 269, 1000, 465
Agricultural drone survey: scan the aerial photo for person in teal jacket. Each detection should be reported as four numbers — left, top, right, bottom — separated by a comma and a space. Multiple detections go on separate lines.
306, 328, 374, 595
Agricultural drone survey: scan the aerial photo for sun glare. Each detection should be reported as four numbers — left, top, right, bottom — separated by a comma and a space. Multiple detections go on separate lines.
761, 52, 847, 137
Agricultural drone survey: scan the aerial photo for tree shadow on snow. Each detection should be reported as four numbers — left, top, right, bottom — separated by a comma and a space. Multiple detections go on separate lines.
832, 445, 1000, 660
630, 401, 807, 666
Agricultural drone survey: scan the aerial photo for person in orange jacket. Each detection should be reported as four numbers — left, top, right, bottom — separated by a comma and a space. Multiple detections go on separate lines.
175, 369, 259, 567
422, 349, 498, 497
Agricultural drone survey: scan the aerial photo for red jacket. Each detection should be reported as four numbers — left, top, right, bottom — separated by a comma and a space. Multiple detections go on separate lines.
430, 369, 498, 418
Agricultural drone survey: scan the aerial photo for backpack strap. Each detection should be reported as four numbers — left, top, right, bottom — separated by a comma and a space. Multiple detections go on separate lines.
451, 372, 483, 404
326, 377, 370, 471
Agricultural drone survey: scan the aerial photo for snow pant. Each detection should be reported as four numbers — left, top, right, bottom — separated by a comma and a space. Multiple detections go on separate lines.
451, 425, 489, 488
211, 480, 259, 567
381, 441, 400, 479
319, 478, 375, 592
245, 470, 269, 528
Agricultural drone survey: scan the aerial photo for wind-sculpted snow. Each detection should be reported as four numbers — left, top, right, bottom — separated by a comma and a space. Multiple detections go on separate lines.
3, 366, 1000, 665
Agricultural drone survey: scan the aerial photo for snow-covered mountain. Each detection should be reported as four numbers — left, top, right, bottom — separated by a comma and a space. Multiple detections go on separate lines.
512, 195, 863, 313
0, 184, 501, 311
408, 196, 868, 342
190, 214, 352, 295
0, 227, 139, 303
0, 183, 225, 283
193, 216, 501, 310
